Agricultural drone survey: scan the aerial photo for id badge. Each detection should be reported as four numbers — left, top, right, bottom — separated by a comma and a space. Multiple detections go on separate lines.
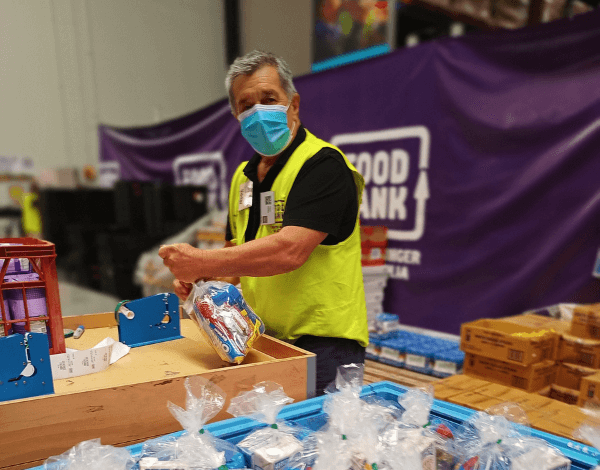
238, 181, 253, 211
260, 191, 275, 225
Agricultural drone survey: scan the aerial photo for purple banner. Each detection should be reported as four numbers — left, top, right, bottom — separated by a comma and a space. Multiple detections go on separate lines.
100, 11, 600, 334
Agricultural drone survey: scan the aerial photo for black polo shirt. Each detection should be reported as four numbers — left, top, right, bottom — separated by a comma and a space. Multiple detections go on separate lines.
225, 125, 358, 245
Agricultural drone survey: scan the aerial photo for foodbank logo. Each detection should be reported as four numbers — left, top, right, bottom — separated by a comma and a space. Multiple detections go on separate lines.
331, 126, 431, 242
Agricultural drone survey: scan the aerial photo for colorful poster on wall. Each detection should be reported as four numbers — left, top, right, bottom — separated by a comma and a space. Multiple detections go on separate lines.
313, 0, 390, 70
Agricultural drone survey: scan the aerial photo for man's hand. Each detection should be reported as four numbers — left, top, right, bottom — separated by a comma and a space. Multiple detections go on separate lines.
158, 243, 203, 283
172, 279, 193, 301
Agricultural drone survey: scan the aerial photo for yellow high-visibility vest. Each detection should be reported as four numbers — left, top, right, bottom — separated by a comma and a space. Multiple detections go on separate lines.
228, 129, 368, 346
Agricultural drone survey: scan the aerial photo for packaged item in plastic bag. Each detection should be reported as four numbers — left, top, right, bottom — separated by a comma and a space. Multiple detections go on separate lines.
321, 363, 365, 439
138, 377, 246, 470
227, 382, 308, 470
289, 365, 378, 470
574, 422, 600, 470
287, 429, 353, 470
454, 411, 527, 470
184, 281, 265, 364
508, 436, 571, 470
43, 438, 134, 470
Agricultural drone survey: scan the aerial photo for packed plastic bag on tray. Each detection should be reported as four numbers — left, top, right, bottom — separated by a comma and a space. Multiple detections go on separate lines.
138, 377, 246, 470
183, 280, 265, 364
227, 382, 310, 470
43, 439, 134, 470
507, 436, 571, 470
379, 387, 460, 470
286, 429, 353, 470
321, 363, 365, 439
454, 411, 528, 470
574, 421, 600, 470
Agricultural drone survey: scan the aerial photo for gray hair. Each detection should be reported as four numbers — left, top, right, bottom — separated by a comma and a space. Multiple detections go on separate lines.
225, 50, 297, 114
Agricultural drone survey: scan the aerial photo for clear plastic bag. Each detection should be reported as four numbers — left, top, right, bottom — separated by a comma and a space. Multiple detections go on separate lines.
574, 422, 600, 470
379, 387, 439, 470
43, 439, 134, 470
454, 411, 527, 470
321, 364, 365, 439
227, 382, 307, 470
508, 436, 571, 470
183, 280, 265, 364
138, 377, 246, 470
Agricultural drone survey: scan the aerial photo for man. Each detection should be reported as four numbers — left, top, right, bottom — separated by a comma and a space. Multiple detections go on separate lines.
159, 50, 368, 395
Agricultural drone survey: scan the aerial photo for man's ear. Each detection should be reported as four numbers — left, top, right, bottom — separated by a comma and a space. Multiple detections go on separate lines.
291, 93, 300, 116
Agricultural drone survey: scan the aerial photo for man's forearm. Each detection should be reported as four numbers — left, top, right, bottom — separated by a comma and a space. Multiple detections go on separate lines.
200, 232, 307, 278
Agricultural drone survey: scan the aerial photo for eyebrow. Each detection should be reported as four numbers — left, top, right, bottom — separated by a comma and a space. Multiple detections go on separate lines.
237, 89, 279, 107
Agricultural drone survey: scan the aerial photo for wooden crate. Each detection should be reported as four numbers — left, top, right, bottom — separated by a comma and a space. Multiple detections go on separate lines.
0, 313, 315, 470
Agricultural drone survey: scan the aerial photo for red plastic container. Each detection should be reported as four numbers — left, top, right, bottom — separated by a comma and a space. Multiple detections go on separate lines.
0, 238, 66, 354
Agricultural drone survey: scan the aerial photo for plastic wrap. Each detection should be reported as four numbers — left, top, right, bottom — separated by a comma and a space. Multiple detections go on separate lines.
321, 364, 365, 439
574, 422, 600, 470
508, 436, 571, 470
43, 439, 134, 470
289, 365, 384, 470
455, 411, 527, 470
138, 377, 246, 470
227, 382, 308, 470
183, 280, 265, 364
397, 387, 434, 428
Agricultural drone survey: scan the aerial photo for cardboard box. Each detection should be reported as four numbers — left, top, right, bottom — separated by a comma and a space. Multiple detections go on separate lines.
0, 313, 315, 470
463, 353, 556, 392
500, 313, 571, 334
432, 374, 489, 401
555, 362, 598, 390
570, 303, 600, 339
578, 371, 600, 408
558, 334, 600, 368
447, 390, 507, 412
461, 319, 558, 366
538, 384, 580, 406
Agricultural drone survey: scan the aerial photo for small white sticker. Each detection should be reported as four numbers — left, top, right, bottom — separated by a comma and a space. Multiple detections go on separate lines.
433, 360, 458, 375
238, 181, 253, 211
380, 347, 399, 361
260, 191, 275, 225
405, 354, 427, 368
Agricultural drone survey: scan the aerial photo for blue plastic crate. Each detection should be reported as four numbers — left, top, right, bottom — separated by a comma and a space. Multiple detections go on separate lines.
28, 381, 600, 470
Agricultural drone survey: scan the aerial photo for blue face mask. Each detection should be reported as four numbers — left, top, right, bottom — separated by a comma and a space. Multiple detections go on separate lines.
238, 103, 295, 157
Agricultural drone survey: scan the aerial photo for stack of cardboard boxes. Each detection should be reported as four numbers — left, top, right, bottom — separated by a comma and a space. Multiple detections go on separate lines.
432, 304, 600, 441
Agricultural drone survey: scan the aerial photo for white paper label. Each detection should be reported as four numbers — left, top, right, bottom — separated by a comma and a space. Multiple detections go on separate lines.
366, 344, 380, 356
433, 360, 458, 375
238, 181, 253, 211
50, 337, 130, 379
380, 346, 400, 361
260, 191, 275, 225
405, 354, 427, 368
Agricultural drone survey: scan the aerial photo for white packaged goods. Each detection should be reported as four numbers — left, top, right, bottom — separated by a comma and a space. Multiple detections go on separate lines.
248, 433, 303, 470
511, 447, 571, 470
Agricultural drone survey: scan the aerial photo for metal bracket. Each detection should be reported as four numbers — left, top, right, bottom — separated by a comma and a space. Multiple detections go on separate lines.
0, 332, 54, 402
116, 293, 183, 348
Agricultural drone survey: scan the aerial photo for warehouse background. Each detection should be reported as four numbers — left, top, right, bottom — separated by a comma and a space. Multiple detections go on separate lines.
0, 0, 599, 329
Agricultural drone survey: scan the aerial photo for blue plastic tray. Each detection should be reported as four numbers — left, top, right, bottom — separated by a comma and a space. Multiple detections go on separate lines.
29, 381, 600, 470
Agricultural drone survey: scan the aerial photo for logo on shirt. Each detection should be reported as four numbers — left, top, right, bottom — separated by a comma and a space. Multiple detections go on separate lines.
172, 152, 228, 209
330, 126, 430, 242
